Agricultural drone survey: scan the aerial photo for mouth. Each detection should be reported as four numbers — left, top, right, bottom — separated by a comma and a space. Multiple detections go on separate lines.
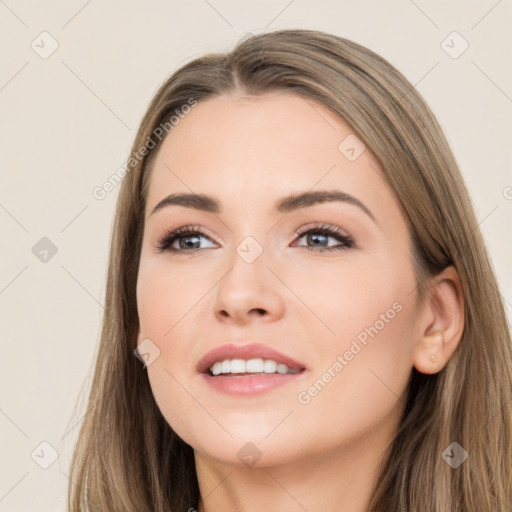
205, 358, 305, 377
196, 342, 307, 375
197, 343, 307, 395
201, 364, 307, 396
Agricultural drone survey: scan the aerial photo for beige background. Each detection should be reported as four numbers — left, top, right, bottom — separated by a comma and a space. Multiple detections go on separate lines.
0, 1, 511, 510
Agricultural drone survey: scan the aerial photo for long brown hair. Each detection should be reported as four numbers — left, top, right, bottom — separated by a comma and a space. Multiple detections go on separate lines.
67, 29, 512, 511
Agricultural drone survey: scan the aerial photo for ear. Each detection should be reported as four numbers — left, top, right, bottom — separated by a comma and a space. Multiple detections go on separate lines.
413, 266, 465, 374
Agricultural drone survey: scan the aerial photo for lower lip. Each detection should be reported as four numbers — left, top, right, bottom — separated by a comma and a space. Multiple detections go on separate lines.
200, 371, 307, 395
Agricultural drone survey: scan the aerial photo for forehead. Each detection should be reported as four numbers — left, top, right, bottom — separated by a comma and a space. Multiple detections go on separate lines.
145, 91, 392, 219
153, 91, 351, 164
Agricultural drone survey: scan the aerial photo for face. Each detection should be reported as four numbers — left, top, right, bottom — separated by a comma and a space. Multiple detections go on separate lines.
136, 91, 420, 468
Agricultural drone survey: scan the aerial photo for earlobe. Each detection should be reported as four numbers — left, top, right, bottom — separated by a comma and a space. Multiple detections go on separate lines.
412, 266, 465, 375
413, 332, 445, 375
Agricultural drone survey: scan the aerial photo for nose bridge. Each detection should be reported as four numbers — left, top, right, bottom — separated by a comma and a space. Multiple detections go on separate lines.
224, 207, 271, 269
225, 233, 270, 295
213, 229, 284, 321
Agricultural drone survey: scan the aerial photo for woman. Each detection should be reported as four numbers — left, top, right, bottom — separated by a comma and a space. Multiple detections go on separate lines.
67, 29, 512, 511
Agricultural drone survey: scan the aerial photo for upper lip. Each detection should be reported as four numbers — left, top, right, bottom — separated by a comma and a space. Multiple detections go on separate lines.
196, 343, 307, 374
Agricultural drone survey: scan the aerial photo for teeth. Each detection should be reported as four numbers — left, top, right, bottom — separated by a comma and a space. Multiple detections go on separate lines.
246, 359, 264, 372
263, 360, 277, 373
209, 358, 301, 376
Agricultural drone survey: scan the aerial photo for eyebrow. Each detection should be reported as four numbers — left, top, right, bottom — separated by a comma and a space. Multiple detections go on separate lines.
149, 190, 375, 222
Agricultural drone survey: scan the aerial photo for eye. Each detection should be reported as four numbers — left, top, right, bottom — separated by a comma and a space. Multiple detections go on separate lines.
155, 223, 355, 254
155, 225, 217, 253
293, 223, 354, 252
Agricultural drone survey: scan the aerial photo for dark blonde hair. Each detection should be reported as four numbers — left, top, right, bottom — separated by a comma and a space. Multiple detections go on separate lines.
67, 29, 512, 511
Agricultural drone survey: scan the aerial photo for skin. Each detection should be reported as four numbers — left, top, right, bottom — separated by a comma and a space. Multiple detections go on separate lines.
135, 91, 464, 512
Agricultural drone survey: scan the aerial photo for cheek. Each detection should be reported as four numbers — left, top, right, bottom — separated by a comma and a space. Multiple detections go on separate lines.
146, 360, 195, 442
291, 251, 413, 354
137, 259, 200, 334
290, 298, 415, 457
293, 255, 416, 408
137, 261, 213, 442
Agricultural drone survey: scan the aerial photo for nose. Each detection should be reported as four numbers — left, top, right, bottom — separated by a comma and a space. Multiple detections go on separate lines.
213, 246, 285, 325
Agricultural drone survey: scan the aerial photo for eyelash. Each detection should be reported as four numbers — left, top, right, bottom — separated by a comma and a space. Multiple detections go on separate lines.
155, 223, 355, 254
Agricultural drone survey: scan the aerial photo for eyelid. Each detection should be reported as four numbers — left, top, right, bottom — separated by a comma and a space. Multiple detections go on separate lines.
295, 222, 352, 239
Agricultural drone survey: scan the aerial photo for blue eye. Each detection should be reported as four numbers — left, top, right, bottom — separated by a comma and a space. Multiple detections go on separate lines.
294, 223, 354, 252
156, 225, 215, 253
156, 223, 354, 254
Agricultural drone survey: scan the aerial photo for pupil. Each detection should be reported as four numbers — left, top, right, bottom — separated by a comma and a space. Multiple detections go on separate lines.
309, 233, 327, 246
181, 235, 200, 249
